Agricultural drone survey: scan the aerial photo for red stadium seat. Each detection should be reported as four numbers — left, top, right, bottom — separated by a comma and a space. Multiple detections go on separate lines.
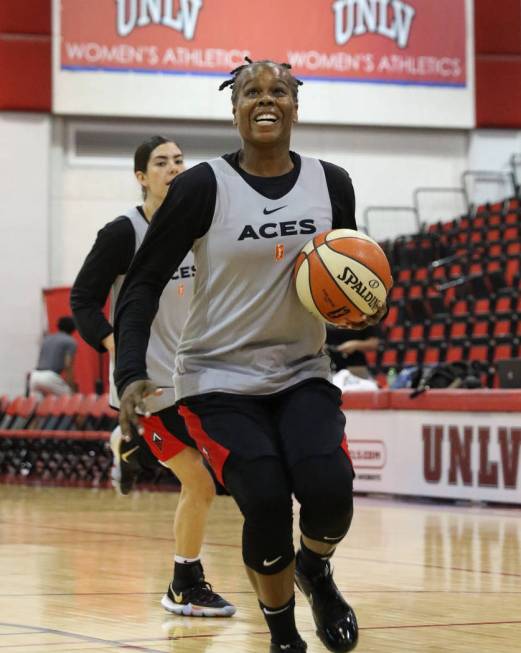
0, 395, 9, 422
494, 343, 513, 361
474, 298, 490, 315
427, 322, 445, 341
408, 323, 425, 342
388, 325, 405, 343
0, 396, 26, 429
382, 349, 398, 367
402, 347, 419, 367
451, 299, 469, 316
446, 346, 463, 362
506, 257, 519, 285
495, 296, 512, 314
423, 347, 440, 365
506, 241, 520, 256
383, 305, 398, 326
493, 319, 511, 338
471, 319, 490, 339
468, 344, 490, 363
414, 267, 428, 282
449, 320, 468, 341
9, 396, 38, 430
26, 394, 59, 430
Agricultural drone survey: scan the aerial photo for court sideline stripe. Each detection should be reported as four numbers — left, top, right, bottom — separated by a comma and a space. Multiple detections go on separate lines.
0, 622, 166, 653
124, 619, 521, 644
2, 519, 520, 578
1, 589, 521, 598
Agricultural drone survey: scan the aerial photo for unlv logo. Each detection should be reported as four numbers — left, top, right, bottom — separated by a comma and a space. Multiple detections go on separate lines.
423, 425, 521, 489
116, 0, 203, 39
332, 0, 416, 49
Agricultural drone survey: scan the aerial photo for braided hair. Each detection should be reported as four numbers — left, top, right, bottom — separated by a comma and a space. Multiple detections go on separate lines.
219, 57, 303, 106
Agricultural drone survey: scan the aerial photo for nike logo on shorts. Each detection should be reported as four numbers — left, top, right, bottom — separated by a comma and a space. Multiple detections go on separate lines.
121, 446, 139, 463
263, 555, 282, 567
263, 206, 287, 215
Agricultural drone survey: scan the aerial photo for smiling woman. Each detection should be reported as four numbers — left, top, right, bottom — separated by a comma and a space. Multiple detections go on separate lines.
113, 58, 383, 653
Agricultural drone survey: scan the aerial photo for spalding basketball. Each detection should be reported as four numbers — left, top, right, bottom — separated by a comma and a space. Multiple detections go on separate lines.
294, 229, 393, 327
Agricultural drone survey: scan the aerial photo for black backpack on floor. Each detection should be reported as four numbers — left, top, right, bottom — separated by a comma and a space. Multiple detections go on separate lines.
410, 361, 483, 397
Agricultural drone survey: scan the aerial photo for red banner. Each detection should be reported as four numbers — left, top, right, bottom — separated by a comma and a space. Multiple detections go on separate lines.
60, 0, 467, 87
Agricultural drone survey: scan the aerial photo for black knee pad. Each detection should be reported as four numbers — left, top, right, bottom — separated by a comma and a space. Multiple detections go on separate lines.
224, 456, 295, 574
293, 449, 354, 544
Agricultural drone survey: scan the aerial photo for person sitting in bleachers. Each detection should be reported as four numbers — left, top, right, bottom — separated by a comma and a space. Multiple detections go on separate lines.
326, 325, 381, 391
29, 316, 77, 397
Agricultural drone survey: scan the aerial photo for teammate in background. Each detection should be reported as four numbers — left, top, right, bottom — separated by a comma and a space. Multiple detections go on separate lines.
114, 59, 386, 652
29, 316, 77, 397
70, 136, 235, 618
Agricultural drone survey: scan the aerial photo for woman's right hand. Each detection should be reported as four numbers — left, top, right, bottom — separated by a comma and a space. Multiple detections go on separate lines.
119, 379, 162, 440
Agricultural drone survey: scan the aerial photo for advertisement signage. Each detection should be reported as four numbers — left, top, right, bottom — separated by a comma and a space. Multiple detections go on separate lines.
53, 0, 474, 127
346, 410, 521, 504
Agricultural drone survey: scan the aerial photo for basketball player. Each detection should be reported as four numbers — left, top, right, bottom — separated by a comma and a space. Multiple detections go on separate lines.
114, 61, 385, 652
70, 136, 235, 618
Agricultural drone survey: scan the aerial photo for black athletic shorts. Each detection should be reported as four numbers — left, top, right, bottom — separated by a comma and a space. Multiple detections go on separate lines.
178, 378, 351, 486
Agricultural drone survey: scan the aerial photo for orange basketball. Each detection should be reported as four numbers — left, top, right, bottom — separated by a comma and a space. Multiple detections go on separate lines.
294, 229, 393, 327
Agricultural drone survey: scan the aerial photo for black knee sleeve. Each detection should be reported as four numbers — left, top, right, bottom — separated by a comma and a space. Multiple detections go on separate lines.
293, 449, 354, 544
224, 456, 295, 574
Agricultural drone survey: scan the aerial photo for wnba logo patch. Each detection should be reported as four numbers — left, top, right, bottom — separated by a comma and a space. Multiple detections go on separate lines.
275, 244, 285, 261
178, 284, 185, 296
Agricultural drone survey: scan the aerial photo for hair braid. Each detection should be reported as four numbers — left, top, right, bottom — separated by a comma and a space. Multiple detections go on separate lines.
219, 57, 303, 105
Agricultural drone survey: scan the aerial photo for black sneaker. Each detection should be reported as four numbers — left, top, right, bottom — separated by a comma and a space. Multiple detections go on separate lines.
161, 580, 236, 617
269, 639, 307, 652
295, 557, 358, 652
110, 426, 142, 495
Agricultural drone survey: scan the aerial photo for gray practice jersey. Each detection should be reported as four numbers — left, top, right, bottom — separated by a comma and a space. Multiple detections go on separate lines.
174, 156, 333, 399
109, 207, 194, 411
114, 151, 356, 400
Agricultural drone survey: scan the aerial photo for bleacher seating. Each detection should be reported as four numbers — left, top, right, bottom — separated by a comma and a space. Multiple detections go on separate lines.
376, 195, 521, 387
0, 393, 180, 489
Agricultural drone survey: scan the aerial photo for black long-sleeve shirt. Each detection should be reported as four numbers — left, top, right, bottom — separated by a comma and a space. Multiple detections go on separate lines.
70, 215, 138, 351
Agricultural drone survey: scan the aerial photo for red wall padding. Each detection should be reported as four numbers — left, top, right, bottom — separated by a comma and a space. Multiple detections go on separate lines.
0, 37, 51, 111
475, 0, 521, 54
474, 0, 521, 127
476, 56, 521, 128
0, 0, 51, 111
0, 0, 51, 34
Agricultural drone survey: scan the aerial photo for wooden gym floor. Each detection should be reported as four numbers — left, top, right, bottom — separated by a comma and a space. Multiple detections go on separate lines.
0, 485, 519, 652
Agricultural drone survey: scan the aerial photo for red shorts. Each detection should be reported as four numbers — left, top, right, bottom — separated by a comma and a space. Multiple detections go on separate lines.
139, 405, 196, 463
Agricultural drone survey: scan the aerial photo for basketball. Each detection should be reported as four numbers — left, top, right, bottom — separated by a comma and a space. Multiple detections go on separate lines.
294, 229, 393, 327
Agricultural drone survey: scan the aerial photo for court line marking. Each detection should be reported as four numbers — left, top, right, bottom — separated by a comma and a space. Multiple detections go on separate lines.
126, 619, 521, 644
1, 589, 521, 598
2, 519, 520, 578
0, 622, 166, 653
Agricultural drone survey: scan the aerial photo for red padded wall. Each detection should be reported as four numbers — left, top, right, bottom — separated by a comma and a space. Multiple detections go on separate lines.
0, 0, 51, 111
0, 0, 51, 34
475, 0, 521, 127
